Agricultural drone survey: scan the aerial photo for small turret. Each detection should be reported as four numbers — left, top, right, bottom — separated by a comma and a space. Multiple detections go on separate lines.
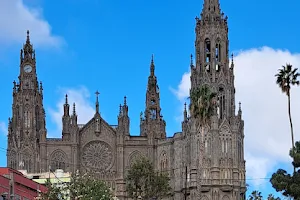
117, 96, 130, 136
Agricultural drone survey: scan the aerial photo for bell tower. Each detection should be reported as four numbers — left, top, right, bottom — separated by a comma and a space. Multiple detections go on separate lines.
188, 0, 246, 199
7, 30, 46, 173
191, 0, 235, 119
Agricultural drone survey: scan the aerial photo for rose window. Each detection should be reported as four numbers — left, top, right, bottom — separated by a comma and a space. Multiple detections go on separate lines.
82, 141, 113, 171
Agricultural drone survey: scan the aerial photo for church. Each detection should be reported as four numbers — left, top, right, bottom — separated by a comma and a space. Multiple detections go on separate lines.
6, 0, 246, 199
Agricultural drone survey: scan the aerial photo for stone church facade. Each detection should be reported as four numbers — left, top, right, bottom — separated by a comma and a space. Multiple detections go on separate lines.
6, 0, 246, 199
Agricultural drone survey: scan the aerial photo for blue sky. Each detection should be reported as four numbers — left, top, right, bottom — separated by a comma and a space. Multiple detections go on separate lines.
0, 0, 300, 198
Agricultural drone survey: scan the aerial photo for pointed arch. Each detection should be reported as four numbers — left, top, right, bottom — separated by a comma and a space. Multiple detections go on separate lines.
204, 38, 211, 71
50, 149, 68, 171
20, 148, 33, 172
128, 150, 143, 167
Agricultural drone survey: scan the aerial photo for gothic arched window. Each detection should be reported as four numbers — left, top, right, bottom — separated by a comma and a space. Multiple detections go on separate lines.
215, 40, 221, 71
205, 38, 211, 63
150, 109, 157, 119
205, 38, 211, 72
215, 41, 221, 62
50, 150, 67, 171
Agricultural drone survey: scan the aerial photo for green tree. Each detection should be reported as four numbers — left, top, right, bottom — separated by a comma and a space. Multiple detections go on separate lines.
270, 141, 300, 199
275, 64, 299, 172
68, 172, 113, 200
42, 172, 112, 200
125, 156, 171, 200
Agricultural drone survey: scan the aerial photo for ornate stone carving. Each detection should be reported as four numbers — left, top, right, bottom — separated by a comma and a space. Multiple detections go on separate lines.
82, 141, 113, 171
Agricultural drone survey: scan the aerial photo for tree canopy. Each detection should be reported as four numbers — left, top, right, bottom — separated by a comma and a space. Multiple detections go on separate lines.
125, 156, 171, 199
41, 172, 113, 200
270, 141, 300, 199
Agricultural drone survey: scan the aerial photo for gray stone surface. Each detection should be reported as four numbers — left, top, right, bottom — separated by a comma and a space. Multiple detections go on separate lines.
6, 1, 246, 199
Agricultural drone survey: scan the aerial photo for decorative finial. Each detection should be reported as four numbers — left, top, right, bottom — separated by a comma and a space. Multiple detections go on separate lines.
26, 30, 30, 43
150, 54, 155, 76
119, 104, 122, 114
239, 101, 241, 110
124, 96, 127, 106
184, 102, 187, 121
65, 94, 68, 104
95, 90, 100, 113
190, 54, 193, 67
73, 103, 76, 115
151, 54, 154, 64
230, 53, 234, 69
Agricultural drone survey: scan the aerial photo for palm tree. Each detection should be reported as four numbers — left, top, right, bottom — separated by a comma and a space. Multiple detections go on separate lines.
189, 85, 216, 194
275, 64, 299, 173
248, 190, 263, 200
189, 85, 217, 138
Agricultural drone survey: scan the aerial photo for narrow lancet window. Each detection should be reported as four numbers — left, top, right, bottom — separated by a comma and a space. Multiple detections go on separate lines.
205, 39, 211, 63
150, 109, 156, 119
215, 41, 221, 71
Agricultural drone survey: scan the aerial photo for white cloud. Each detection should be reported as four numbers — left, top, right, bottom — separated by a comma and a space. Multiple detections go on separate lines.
172, 46, 300, 188
48, 86, 96, 137
0, 0, 63, 47
0, 121, 7, 135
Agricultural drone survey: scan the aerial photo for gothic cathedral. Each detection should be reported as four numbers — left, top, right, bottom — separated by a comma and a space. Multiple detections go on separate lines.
7, 0, 246, 199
